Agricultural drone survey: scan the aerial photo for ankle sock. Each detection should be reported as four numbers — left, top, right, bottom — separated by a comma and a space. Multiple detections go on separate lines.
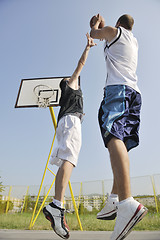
110, 194, 119, 200
119, 197, 133, 205
53, 199, 63, 208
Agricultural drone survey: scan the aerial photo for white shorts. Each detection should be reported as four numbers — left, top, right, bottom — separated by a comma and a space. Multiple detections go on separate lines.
50, 115, 82, 167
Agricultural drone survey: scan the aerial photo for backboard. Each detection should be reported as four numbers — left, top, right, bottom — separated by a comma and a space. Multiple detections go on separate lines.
15, 76, 72, 108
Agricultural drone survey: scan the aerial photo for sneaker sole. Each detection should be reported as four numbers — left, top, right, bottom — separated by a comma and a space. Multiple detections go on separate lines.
97, 212, 117, 220
115, 204, 148, 240
43, 207, 69, 239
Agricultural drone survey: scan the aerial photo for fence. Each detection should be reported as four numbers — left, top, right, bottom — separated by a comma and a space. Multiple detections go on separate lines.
0, 174, 160, 214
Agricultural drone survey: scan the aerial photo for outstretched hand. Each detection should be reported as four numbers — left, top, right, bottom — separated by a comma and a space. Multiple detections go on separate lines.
86, 32, 97, 48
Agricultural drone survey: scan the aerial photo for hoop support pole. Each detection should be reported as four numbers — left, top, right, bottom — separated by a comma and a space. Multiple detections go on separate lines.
68, 181, 83, 231
49, 107, 57, 130
21, 186, 29, 213
6, 186, 12, 213
31, 176, 56, 227
29, 130, 56, 229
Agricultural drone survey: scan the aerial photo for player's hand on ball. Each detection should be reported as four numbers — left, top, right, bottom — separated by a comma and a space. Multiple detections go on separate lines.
86, 33, 97, 48
90, 14, 105, 29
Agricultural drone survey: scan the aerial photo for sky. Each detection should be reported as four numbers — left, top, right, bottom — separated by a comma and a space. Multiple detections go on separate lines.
0, 0, 160, 189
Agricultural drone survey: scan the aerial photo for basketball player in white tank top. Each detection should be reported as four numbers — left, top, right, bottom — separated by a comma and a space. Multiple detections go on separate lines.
104, 26, 140, 93
90, 14, 147, 240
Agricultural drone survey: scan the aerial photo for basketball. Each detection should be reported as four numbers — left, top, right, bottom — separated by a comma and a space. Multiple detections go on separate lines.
90, 15, 105, 29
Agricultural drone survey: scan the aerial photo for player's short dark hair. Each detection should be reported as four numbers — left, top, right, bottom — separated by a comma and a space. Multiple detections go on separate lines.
117, 14, 134, 30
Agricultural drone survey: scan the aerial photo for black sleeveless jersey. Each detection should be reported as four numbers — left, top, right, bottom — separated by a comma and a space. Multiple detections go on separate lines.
57, 79, 83, 123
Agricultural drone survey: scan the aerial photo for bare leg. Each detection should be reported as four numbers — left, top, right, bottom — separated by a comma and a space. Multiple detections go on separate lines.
107, 137, 131, 201
111, 177, 118, 195
54, 161, 74, 202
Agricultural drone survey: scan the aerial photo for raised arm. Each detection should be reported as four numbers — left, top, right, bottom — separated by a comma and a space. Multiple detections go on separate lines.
68, 33, 96, 90
90, 14, 118, 42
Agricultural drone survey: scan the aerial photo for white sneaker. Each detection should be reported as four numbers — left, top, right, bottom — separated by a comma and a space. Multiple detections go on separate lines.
97, 195, 118, 220
110, 198, 148, 240
43, 202, 69, 239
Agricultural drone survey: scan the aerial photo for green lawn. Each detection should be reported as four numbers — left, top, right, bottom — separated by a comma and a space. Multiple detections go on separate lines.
0, 212, 160, 231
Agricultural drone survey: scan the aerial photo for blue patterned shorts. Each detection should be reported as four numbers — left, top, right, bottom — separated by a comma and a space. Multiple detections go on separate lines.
98, 85, 142, 151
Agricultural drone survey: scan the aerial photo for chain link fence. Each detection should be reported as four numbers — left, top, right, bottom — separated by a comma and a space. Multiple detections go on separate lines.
0, 174, 160, 214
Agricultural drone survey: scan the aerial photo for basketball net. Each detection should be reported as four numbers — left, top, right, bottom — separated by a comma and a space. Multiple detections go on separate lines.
33, 84, 54, 108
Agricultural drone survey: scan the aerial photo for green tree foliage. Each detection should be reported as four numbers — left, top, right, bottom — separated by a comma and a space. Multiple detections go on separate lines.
0, 201, 14, 213
0, 177, 4, 194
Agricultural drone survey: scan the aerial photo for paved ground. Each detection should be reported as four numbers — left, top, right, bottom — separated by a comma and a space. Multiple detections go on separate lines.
0, 230, 160, 240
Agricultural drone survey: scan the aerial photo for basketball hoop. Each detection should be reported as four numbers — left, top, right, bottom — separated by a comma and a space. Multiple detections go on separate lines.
33, 84, 54, 108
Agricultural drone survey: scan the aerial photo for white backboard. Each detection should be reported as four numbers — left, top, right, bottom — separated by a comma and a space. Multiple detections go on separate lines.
15, 77, 70, 108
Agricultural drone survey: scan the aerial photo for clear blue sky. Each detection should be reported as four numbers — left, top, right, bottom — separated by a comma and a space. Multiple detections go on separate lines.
1, 0, 160, 187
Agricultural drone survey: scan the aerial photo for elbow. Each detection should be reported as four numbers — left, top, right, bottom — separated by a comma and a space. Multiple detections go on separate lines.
90, 29, 99, 39
90, 29, 95, 39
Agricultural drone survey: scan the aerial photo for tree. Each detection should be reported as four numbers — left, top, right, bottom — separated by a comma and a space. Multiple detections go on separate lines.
0, 177, 4, 194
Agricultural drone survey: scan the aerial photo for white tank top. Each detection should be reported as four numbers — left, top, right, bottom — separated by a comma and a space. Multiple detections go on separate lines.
104, 26, 140, 93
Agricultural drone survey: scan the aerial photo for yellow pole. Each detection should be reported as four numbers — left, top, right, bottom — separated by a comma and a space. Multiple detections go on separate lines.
29, 130, 57, 229
29, 107, 57, 229
47, 167, 56, 177
31, 175, 56, 227
6, 186, 12, 213
21, 186, 29, 213
68, 181, 83, 231
151, 176, 159, 213
49, 107, 57, 129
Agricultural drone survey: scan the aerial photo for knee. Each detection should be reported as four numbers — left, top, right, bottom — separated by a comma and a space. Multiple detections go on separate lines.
107, 137, 124, 156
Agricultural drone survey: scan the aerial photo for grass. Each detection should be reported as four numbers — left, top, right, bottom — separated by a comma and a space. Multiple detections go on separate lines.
0, 212, 160, 231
